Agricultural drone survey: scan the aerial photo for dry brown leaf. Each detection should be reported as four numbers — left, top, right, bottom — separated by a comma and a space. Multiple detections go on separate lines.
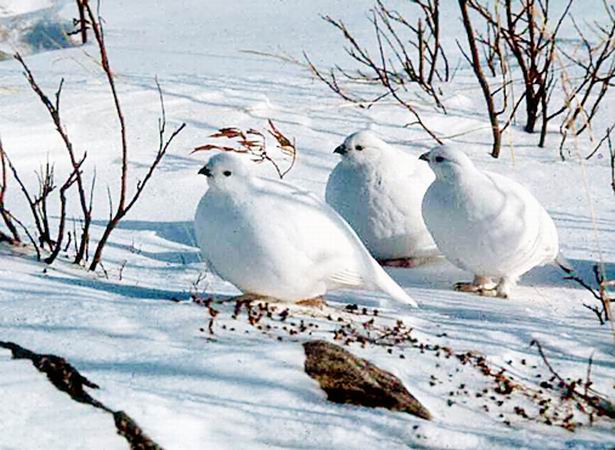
192, 121, 297, 178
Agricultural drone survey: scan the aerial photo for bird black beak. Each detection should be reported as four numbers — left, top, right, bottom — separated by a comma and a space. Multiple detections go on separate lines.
419, 152, 430, 162
198, 166, 212, 177
334, 144, 347, 155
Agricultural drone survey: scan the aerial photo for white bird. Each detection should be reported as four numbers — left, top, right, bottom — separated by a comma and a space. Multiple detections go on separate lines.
194, 152, 417, 306
420, 146, 560, 298
325, 130, 438, 266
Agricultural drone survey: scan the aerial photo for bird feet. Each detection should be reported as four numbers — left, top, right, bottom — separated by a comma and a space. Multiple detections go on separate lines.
454, 282, 492, 294
454, 276, 509, 298
229, 293, 327, 308
378, 257, 424, 268
227, 293, 271, 305
296, 296, 327, 308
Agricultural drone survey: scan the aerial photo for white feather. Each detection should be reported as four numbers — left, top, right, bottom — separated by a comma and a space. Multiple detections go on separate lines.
194, 152, 418, 306
421, 146, 559, 296
326, 131, 438, 260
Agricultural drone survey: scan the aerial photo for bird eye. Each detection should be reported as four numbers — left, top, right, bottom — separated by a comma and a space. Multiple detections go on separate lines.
223, 170, 232, 177
435, 156, 445, 163
355, 145, 364, 151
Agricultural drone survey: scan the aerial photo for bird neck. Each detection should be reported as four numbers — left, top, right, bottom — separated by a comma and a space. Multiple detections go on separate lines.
439, 165, 485, 189
346, 148, 394, 174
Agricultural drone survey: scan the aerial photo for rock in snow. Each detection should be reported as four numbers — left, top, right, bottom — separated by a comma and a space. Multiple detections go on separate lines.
303, 340, 432, 420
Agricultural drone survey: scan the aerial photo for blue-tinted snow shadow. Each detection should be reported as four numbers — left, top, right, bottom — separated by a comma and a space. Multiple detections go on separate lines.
128, 76, 438, 146
105, 240, 201, 266
39, 275, 191, 302
551, 210, 615, 235
523, 257, 614, 288
74, 358, 439, 447
415, 291, 615, 364
388, 256, 614, 292
379, 259, 615, 358
90, 219, 201, 265
92, 219, 197, 248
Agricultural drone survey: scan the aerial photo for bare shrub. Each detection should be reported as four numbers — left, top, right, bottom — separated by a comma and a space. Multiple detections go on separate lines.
458, 0, 526, 158
72, 0, 89, 44
3, 146, 84, 265
563, 262, 613, 324
4, 5, 185, 271
467, 0, 572, 138
0, 138, 20, 244
14, 54, 93, 264
84, 3, 186, 271
306, 0, 448, 144
552, 2, 615, 157
461, 0, 614, 153
531, 340, 615, 420
460, 0, 573, 155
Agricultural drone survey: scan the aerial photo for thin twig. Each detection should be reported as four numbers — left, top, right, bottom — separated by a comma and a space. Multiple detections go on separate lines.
531, 340, 615, 419
14, 53, 92, 263
0, 136, 20, 243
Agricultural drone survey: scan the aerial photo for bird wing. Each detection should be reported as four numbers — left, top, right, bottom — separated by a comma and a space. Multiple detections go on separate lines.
253, 178, 418, 306
253, 178, 383, 286
327, 268, 365, 287
483, 171, 559, 270
325, 162, 370, 237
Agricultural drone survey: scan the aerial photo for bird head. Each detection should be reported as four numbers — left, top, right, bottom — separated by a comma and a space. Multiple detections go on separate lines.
333, 130, 389, 166
198, 152, 251, 190
419, 146, 476, 181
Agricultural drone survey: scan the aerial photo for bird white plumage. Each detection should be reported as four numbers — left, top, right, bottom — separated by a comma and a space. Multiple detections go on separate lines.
325, 131, 438, 264
420, 146, 559, 298
194, 152, 417, 306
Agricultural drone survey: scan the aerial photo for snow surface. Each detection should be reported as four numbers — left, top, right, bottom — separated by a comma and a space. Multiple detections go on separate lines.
0, 0, 52, 18
0, 0, 614, 449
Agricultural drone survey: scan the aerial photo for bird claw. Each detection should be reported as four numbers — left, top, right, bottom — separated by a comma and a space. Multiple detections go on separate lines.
493, 288, 509, 299
454, 282, 483, 293
477, 287, 498, 297
455, 282, 506, 298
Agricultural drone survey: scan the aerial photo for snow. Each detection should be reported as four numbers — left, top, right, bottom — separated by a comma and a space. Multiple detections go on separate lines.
0, 0, 614, 449
0, 0, 53, 18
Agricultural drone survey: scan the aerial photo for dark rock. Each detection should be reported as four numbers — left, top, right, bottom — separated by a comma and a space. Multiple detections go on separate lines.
0, 341, 164, 449
0, 341, 103, 407
303, 340, 432, 420
114, 411, 163, 450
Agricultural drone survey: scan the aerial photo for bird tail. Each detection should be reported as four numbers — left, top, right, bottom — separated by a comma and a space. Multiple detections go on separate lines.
554, 252, 574, 274
373, 265, 419, 307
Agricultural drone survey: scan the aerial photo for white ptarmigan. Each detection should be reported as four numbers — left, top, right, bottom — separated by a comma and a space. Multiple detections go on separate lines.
194, 152, 418, 306
420, 146, 560, 298
325, 131, 438, 266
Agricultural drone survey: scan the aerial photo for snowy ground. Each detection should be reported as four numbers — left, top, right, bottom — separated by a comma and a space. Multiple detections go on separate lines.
0, 1, 614, 449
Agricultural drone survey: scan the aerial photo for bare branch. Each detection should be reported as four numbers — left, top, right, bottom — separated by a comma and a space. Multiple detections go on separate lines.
531, 340, 615, 419
14, 53, 92, 263
459, 0, 503, 157
0, 137, 20, 243
45, 154, 87, 265
564, 263, 613, 323
88, 74, 186, 270
306, 2, 448, 144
